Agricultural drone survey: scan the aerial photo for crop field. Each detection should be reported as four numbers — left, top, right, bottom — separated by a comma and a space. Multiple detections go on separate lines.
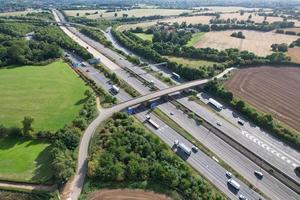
219, 13, 300, 26
64, 8, 192, 19
87, 189, 172, 200
133, 33, 153, 41
165, 56, 217, 68
0, 9, 42, 17
119, 15, 213, 31
187, 32, 205, 46
193, 6, 271, 13
288, 48, 300, 63
283, 27, 300, 34
0, 138, 52, 183
0, 60, 88, 132
194, 30, 298, 56
224, 66, 300, 132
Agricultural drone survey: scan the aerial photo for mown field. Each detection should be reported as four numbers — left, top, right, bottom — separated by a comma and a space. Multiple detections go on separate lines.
194, 30, 298, 56
288, 48, 300, 63
165, 56, 217, 68
133, 33, 153, 41
0, 60, 88, 132
186, 32, 205, 46
0, 138, 52, 183
224, 66, 300, 133
0, 9, 42, 17
119, 15, 212, 31
64, 8, 192, 19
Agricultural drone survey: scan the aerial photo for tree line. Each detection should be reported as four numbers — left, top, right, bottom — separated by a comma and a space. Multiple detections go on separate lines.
112, 27, 291, 81
204, 80, 300, 151
88, 112, 225, 200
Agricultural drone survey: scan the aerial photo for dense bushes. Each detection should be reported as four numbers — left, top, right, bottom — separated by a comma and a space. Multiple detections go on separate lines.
204, 80, 300, 151
34, 26, 93, 60
271, 43, 288, 52
88, 112, 225, 200
79, 27, 112, 48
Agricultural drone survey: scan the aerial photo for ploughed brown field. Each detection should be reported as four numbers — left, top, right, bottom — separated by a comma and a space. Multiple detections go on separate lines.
87, 189, 172, 200
224, 66, 300, 132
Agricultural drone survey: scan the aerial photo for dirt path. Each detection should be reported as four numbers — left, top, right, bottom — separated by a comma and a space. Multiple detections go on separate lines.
87, 189, 172, 200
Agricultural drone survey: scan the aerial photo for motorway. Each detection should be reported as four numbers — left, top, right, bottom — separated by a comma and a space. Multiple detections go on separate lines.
53, 10, 300, 200
66, 53, 262, 200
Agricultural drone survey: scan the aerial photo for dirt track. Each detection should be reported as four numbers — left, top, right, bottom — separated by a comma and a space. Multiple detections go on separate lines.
87, 189, 172, 200
224, 66, 300, 132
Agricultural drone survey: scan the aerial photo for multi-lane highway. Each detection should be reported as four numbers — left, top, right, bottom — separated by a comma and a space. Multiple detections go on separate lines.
53, 10, 300, 200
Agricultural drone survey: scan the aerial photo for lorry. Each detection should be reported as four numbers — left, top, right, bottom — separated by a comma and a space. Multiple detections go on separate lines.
111, 85, 120, 93
174, 140, 191, 155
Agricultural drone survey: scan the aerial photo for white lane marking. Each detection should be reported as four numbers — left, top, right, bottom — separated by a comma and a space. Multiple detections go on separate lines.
240, 130, 299, 166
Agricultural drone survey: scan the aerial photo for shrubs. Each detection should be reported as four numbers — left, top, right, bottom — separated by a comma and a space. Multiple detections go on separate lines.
88, 112, 224, 200
271, 43, 288, 52
204, 80, 300, 151
230, 31, 245, 39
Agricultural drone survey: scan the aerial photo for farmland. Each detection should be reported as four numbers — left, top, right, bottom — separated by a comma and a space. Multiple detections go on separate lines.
186, 32, 205, 46
0, 60, 88, 132
86, 189, 172, 200
0, 9, 42, 17
288, 48, 300, 63
224, 66, 300, 132
0, 138, 52, 183
64, 8, 192, 20
133, 33, 153, 41
194, 30, 298, 56
164, 56, 217, 68
119, 15, 212, 31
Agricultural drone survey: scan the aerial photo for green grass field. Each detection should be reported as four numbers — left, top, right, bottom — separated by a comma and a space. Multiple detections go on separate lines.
165, 56, 217, 68
0, 60, 88, 132
133, 33, 153, 41
186, 32, 205, 47
0, 138, 52, 183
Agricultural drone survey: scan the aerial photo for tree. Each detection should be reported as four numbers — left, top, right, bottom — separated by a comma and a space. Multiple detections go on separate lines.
22, 116, 34, 137
114, 13, 118, 17
240, 10, 245, 16
76, 13, 79, 17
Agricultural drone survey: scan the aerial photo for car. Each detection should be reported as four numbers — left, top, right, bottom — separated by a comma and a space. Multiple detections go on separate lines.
174, 140, 179, 146
295, 166, 300, 176
86, 69, 89, 72
191, 146, 198, 152
239, 194, 247, 200
146, 115, 151, 120
170, 112, 174, 116
238, 120, 244, 126
254, 171, 264, 178
225, 171, 232, 178
216, 121, 222, 126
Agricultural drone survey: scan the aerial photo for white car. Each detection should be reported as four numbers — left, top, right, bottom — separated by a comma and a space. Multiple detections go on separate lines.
174, 140, 179, 146
225, 171, 232, 178
239, 194, 247, 200
254, 171, 264, 178
216, 121, 222, 126
146, 115, 151, 120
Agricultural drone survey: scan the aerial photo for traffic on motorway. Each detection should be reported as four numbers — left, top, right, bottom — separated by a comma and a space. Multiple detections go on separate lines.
54, 9, 300, 200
